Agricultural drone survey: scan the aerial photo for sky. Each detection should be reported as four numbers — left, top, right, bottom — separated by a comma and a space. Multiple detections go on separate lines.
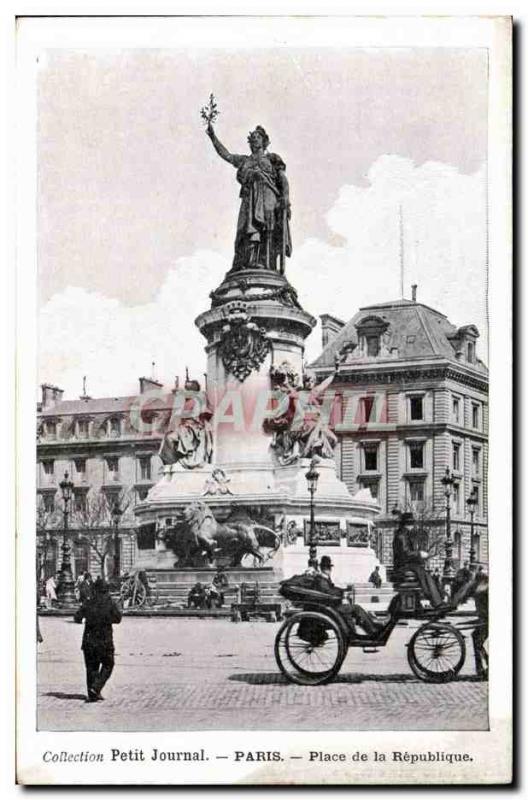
37, 48, 488, 398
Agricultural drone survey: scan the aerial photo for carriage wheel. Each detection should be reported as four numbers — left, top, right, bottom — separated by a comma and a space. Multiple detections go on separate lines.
407, 622, 466, 683
274, 611, 347, 686
131, 581, 147, 608
119, 580, 133, 604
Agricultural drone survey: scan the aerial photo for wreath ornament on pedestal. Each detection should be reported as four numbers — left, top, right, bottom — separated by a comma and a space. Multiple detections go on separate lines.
218, 304, 270, 382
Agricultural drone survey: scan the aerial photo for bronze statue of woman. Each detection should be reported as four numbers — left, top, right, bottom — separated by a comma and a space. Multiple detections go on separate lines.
206, 121, 292, 273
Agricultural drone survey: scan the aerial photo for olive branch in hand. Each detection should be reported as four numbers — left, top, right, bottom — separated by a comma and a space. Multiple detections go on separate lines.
200, 93, 220, 126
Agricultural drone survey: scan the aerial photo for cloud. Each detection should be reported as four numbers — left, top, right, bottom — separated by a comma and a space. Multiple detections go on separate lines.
39, 155, 487, 397
38, 250, 228, 397
290, 155, 487, 363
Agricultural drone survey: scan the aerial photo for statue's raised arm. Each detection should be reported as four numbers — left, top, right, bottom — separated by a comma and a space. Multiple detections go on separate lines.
205, 122, 245, 168
203, 110, 292, 273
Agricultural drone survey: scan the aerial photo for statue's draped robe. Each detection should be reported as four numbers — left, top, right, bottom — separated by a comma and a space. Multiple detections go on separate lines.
159, 417, 213, 469
229, 152, 292, 270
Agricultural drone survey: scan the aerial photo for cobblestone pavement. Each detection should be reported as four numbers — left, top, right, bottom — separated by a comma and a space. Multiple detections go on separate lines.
38, 617, 488, 732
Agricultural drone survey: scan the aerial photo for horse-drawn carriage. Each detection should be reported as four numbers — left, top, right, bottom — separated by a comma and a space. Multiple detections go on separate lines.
274, 570, 488, 685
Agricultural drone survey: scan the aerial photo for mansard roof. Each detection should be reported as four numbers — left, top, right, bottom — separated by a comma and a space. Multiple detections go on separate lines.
38, 394, 171, 418
310, 298, 488, 374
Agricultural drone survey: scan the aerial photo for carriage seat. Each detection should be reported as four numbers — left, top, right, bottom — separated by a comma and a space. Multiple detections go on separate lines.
278, 575, 342, 608
392, 570, 423, 613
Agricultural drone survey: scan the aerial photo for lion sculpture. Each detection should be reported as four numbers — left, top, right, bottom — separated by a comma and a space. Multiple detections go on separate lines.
166, 501, 281, 568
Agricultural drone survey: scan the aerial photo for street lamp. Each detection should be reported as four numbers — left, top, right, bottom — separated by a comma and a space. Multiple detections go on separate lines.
466, 487, 478, 568
305, 457, 320, 569
440, 467, 459, 582
112, 501, 123, 578
56, 471, 75, 604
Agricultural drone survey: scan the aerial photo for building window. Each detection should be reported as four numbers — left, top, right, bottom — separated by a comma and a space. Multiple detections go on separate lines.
409, 395, 424, 421
139, 456, 151, 481
104, 488, 120, 509
74, 458, 86, 476
452, 442, 461, 472
467, 341, 475, 363
362, 444, 378, 472
472, 485, 480, 514
42, 542, 58, 580
452, 396, 460, 424
453, 483, 460, 514
366, 335, 379, 357
472, 448, 480, 478
360, 396, 376, 424
409, 481, 424, 502
42, 493, 55, 512
73, 541, 90, 577
73, 492, 87, 513
359, 480, 379, 499
106, 457, 119, 481
472, 403, 480, 429
77, 419, 89, 438
42, 460, 54, 476
409, 441, 424, 469
108, 417, 121, 437
454, 530, 462, 562
46, 420, 57, 438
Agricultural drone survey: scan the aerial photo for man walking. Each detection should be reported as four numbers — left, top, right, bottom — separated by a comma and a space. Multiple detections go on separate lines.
368, 565, 382, 589
74, 577, 122, 703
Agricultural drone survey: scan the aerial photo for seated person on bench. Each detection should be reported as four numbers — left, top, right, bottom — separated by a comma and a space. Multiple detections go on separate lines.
392, 513, 444, 608
315, 556, 384, 637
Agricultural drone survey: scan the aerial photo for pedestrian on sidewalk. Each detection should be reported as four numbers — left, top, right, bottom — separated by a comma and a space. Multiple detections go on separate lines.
74, 577, 122, 703
368, 565, 382, 588
45, 575, 57, 609
36, 585, 43, 644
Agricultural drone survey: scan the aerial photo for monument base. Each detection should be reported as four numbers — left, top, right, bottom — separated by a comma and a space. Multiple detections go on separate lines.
275, 544, 385, 585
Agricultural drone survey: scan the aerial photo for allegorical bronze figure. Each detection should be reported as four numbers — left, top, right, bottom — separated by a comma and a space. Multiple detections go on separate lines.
202, 96, 291, 273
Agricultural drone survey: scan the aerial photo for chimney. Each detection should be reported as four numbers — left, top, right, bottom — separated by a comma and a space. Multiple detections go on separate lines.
80, 375, 91, 401
139, 377, 163, 395
41, 383, 64, 409
320, 314, 345, 349
411, 284, 418, 302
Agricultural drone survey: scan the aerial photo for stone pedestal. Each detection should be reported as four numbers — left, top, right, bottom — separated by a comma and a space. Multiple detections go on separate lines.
135, 267, 382, 581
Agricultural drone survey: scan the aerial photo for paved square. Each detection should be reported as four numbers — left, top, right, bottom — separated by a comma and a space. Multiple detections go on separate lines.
38, 616, 488, 732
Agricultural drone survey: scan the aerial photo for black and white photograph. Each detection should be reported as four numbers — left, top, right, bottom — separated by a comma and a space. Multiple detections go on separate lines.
14, 12, 512, 786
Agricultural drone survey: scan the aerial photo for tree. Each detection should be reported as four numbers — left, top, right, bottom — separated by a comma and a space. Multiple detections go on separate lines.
399, 498, 446, 563
72, 489, 134, 578
36, 495, 61, 582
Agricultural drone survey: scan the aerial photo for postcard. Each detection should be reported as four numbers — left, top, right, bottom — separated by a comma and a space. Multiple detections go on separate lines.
15, 12, 512, 785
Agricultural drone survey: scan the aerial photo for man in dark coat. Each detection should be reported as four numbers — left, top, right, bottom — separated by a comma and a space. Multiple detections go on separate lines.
315, 556, 384, 637
368, 566, 383, 589
78, 572, 93, 603
74, 577, 122, 702
187, 582, 206, 609
392, 513, 444, 607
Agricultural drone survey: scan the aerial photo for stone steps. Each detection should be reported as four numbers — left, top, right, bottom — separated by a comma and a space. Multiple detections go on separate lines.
146, 569, 396, 607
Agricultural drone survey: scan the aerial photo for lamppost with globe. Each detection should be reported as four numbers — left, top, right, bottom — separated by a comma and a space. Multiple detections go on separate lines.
440, 467, 459, 583
305, 458, 320, 569
56, 471, 75, 604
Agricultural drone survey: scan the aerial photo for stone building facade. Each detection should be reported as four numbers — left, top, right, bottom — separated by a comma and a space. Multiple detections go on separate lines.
37, 295, 488, 580
36, 376, 169, 580
311, 294, 489, 573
